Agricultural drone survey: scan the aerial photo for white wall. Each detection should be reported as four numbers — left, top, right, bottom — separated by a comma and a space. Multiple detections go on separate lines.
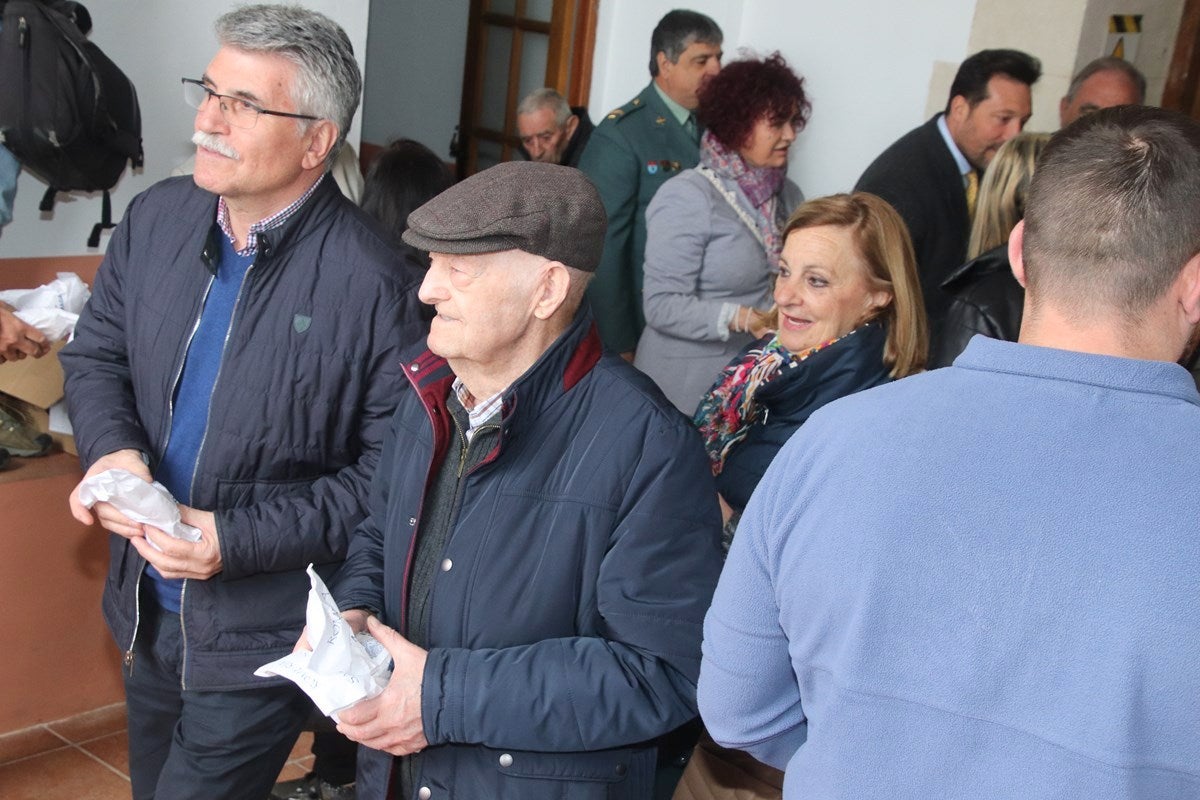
360, 0, 469, 157
0, 0, 370, 259
587, 0, 977, 198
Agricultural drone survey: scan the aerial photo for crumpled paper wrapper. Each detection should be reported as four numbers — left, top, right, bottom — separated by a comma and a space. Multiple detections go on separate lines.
0, 272, 90, 341
255, 564, 391, 719
77, 468, 201, 550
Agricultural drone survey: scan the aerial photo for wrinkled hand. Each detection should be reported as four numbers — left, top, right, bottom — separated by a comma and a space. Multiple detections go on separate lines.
129, 505, 222, 580
69, 448, 151, 536
0, 304, 50, 364
336, 616, 429, 756
294, 608, 371, 654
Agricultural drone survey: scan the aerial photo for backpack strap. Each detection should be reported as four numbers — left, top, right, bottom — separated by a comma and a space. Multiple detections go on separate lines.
86, 188, 113, 248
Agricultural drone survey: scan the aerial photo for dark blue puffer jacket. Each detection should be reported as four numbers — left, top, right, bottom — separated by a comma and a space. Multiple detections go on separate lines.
334, 309, 725, 799
61, 174, 426, 690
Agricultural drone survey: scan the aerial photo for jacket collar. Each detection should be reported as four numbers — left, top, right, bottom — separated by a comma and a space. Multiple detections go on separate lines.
198, 173, 342, 274
403, 305, 604, 440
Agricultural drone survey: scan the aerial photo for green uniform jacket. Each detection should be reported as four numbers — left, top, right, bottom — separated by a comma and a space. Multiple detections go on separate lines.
579, 82, 700, 353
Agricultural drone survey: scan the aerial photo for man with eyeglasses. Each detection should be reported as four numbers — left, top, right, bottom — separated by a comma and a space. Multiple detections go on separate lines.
60, 5, 424, 799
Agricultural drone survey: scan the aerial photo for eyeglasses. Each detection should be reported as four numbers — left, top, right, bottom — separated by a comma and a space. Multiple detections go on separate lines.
181, 78, 318, 129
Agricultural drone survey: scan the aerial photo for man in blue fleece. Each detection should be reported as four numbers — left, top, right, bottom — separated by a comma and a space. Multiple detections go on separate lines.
699, 105, 1200, 798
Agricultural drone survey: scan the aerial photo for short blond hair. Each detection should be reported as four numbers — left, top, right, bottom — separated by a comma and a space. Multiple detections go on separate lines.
771, 193, 927, 377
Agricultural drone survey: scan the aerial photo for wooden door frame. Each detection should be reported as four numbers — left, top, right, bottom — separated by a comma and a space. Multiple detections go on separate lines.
1163, 0, 1200, 114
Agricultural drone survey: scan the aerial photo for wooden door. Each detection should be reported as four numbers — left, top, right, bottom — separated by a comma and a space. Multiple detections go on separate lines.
455, 0, 597, 177
1164, 0, 1200, 117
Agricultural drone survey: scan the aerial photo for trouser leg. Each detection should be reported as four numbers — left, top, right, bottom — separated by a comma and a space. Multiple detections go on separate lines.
311, 729, 358, 786
123, 598, 185, 800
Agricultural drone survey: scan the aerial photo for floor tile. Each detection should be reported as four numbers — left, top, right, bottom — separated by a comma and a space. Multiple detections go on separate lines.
0, 746, 129, 800
45, 703, 126, 743
287, 730, 314, 761
276, 759, 311, 782
0, 726, 68, 766
79, 730, 129, 777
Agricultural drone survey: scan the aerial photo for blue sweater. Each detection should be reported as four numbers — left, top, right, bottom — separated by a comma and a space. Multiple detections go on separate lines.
699, 336, 1200, 798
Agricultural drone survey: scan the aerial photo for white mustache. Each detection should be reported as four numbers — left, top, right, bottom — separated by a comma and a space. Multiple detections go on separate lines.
192, 130, 240, 161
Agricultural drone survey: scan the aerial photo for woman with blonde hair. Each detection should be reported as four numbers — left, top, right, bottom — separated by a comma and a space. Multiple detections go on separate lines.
694, 192, 927, 544
934, 132, 1050, 366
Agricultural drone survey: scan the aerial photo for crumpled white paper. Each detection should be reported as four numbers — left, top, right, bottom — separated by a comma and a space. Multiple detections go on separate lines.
255, 564, 391, 719
76, 468, 201, 550
0, 272, 90, 341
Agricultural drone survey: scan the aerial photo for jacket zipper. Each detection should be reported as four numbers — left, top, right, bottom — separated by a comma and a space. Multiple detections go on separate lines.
123, 561, 147, 676
123, 274, 213, 682
179, 261, 256, 691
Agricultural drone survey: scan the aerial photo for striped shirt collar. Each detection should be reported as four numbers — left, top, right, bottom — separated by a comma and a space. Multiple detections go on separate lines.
216, 173, 325, 257
452, 378, 504, 441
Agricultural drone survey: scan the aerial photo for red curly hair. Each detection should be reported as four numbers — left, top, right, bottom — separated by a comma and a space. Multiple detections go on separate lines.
697, 52, 811, 151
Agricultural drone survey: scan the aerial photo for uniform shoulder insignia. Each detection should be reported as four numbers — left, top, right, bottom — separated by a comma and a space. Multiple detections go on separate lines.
606, 97, 648, 122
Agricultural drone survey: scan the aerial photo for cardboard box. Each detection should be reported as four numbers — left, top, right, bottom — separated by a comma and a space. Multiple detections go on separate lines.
0, 341, 74, 456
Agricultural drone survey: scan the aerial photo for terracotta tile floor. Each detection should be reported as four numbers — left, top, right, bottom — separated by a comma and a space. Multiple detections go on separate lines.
0, 704, 314, 799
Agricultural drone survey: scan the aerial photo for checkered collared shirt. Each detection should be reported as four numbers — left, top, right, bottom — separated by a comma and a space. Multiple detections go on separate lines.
452, 378, 503, 442
216, 173, 324, 257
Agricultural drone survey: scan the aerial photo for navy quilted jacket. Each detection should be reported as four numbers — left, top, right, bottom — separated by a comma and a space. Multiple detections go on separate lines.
61, 174, 426, 689
334, 309, 725, 799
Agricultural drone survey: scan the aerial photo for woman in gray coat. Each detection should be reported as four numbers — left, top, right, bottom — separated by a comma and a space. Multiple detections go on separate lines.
635, 53, 809, 413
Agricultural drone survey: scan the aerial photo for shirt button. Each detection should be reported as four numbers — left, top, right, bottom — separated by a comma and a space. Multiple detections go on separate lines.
410, 363, 420, 372
440, 558, 453, 572
408, 517, 417, 526
418, 787, 431, 800
498, 753, 513, 767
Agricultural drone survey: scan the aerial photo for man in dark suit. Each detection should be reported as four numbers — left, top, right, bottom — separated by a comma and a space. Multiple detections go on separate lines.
578, 9, 723, 359
516, 88, 594, 168
856, 49, 1040, 343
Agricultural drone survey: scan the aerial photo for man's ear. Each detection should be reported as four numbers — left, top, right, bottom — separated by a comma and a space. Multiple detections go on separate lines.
1008, 219, 1027, 289
947, 94, 969, 125
655, 51, 672, 79
1177, 251, 1200, 325
564, 114, 580, 139
532, 261, 572, 320
300, 120, 338, 171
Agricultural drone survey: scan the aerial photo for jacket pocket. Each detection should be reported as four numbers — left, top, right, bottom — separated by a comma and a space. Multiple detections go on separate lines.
487, 747, 648, 799
213, 475, 315, 508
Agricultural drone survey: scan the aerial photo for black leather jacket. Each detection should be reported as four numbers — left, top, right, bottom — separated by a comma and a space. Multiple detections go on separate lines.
933, 244, 1024, 368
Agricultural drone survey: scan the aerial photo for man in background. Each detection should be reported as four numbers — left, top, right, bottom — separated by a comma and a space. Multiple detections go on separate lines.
516, 87, 593, 167
1059, 55, 1145, 126
578, 9, 722, 359
856, 49, 1041, 344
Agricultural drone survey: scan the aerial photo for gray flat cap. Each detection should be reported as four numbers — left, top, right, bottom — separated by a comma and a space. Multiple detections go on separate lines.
402, 161, 607, 272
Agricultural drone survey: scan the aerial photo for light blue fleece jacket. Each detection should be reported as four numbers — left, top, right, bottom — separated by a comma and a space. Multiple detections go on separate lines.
700, 335, 1200, 799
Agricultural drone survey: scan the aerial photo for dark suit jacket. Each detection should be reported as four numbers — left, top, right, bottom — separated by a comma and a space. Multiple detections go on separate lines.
855, 114, 970, 335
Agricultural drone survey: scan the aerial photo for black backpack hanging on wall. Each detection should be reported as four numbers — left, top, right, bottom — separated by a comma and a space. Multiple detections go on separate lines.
0, 0, 143, 246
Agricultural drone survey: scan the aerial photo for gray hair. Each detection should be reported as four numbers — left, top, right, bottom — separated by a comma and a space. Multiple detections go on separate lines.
648, 9, 722, 77
1065, 56, 1146, 104
215, 4, 361, 166
517, 88, 572, 127
1024, 106, 1200, 317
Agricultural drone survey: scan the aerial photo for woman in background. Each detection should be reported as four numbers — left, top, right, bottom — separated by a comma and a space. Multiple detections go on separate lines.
360, 137, 454, 270
635, 53, 809, 413
933, 132, 1050, 367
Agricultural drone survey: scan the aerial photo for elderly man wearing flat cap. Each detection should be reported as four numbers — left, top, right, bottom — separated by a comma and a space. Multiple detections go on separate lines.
319, 161, 724, 799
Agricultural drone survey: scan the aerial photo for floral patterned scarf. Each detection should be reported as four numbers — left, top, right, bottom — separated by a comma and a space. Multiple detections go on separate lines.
694, 330, 848, 475
699, 130, 788, 268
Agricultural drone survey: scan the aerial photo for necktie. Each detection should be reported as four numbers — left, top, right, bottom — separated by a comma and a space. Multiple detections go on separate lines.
965, 170, 979, 220
684, 114, 699, 145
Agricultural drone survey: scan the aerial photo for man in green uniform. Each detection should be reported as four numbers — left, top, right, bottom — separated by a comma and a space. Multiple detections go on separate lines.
579, 9, 723, 359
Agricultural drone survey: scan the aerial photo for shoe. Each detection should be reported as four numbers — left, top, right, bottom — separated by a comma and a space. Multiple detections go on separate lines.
272, 772, 355, 800
0, 401, 52, 457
